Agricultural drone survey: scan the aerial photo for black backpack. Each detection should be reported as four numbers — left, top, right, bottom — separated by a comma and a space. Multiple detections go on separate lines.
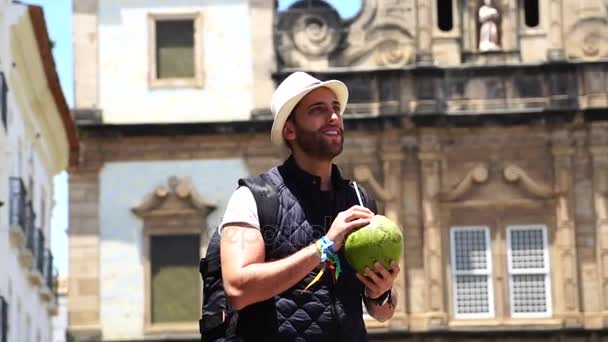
199, 175, 279, 342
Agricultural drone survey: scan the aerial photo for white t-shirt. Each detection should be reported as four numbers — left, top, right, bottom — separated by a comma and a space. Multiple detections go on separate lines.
219, 186, 260, 233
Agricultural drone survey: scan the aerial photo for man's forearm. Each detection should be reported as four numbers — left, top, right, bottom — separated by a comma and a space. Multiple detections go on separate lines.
224, 243, 321, 310
364, 288, 397, 322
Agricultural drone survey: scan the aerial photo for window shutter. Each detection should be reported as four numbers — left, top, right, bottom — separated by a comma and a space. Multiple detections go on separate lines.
450, 226, 494, 318
507, 225, 551, 317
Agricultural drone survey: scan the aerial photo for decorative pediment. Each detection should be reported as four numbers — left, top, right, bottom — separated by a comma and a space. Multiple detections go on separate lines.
132, 176, 216, 217
440, 162, 555, 203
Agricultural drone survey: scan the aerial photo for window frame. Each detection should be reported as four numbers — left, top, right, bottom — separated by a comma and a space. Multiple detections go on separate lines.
506, 224, 552, 318
450, 226, 495, 319
147, 12, 204, 88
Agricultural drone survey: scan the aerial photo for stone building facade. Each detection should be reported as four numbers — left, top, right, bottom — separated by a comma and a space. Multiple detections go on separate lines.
68, 0, 608, 341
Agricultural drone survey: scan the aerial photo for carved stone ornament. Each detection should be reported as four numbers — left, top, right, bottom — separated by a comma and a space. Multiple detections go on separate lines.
503, 164, 555, 198
276, 0, 415, 69
275, 0, 343, 68
441, 164, 489, 201
353, 165, 394, 202
132, 176, 216, 217
565, 17, 608, 60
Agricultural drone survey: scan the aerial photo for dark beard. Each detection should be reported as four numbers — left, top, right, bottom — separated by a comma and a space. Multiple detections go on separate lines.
293, 122, 343, 160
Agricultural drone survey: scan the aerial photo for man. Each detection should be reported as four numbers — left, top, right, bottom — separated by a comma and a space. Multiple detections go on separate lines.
219, 72, 400, 341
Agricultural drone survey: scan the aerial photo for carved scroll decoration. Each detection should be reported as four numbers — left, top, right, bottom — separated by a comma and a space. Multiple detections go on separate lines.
503, 164, 555, 198
441, 163, 489, 201
353, 165, 394, 202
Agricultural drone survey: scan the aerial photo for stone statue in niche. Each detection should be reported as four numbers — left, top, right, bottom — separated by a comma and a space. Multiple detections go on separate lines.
478, 0, 501, 52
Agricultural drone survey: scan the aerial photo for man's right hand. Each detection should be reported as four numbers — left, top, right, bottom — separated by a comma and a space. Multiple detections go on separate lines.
326, 205, 374, 251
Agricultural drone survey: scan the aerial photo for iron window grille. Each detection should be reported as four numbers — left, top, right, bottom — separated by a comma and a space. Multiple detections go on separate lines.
507, 224, 552, 317
450, 226, 495, 319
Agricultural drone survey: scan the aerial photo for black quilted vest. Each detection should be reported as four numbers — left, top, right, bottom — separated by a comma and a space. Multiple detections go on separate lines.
235, 157, 376, 342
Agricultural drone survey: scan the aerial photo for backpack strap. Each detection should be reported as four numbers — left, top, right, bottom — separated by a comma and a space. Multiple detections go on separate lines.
238, 173, 279, 239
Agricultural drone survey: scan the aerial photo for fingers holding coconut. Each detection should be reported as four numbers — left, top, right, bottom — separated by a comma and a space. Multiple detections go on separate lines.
356, 261, 400, 299
326, 206, 373, 251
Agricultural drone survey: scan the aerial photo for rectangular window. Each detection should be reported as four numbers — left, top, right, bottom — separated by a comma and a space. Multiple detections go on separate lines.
150, 234, 199, 323
507, 225, 551, 317
148, 13, 202, 87
0, 296, 8, 342
450, 226, 494, 318
0, 72, 7, 131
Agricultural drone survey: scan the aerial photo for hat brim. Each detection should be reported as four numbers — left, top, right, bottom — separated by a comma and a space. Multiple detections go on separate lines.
270, 80, 349, 148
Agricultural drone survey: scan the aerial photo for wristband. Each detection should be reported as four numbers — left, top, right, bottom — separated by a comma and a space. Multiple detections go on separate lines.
315, 236, 334, 262
364, 288, 392, 306
304, 236, 342, 292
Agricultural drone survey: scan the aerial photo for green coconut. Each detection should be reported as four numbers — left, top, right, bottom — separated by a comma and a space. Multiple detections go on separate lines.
344, 215, 403, 274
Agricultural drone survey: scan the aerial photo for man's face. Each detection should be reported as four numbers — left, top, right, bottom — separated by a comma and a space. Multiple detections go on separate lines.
286, 87, 344, 160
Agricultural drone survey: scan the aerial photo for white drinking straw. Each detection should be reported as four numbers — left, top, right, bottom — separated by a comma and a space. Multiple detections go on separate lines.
353, 181, 364, 207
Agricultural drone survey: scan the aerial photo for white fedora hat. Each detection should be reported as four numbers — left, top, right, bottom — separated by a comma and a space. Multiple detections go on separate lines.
270, 71, 349, 147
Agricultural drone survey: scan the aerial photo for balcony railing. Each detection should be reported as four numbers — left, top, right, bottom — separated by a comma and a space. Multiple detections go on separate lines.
1, 72, 7, 131
40, 249, 55, 302
36, 230, 45, 275
0, 296, 7, 342
44, 250, 54, 290
24, 202, 36, 252
9, 177, 26, 231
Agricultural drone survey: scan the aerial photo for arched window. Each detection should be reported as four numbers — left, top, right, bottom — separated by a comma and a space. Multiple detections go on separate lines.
523, 0, 539, 28
437, 0, 453, 32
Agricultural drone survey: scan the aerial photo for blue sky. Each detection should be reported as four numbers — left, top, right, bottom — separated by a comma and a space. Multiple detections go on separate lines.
25, 0, 360, 276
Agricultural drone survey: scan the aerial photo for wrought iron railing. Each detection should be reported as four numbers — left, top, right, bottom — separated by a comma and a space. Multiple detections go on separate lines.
36, 229, 45, 275
24, 202, 36, 253
1, 72, 7, 131
44, 249, 54, 290
0, 296, 7, 342
8, 177, 26, 231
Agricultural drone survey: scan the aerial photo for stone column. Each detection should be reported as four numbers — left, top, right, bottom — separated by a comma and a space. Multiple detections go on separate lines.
591, 123, 608, 326
381, 136, 408, 328
501, 0, 518, 51
551, 130, 582, 327
547, 0, 565, 60
416, 0, 433, 63
353, 130, 408, 327
573, 128, 602, 328
402, 134, 425, 330
418, 131, 446, 328
67, 172, 101, 340
73, 0, 99, 109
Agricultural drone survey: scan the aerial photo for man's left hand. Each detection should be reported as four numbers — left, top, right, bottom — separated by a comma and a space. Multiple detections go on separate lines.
355, 261, 400, 299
